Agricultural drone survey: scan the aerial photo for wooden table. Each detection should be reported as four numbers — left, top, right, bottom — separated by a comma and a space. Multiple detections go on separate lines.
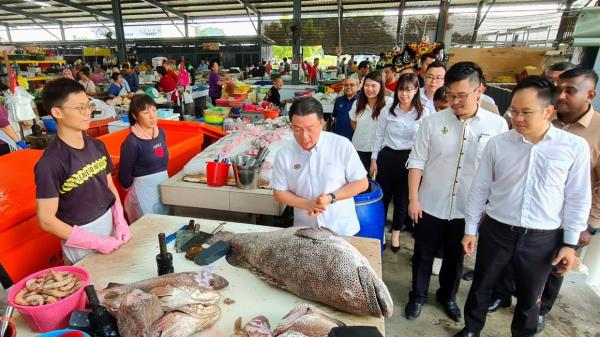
161, 171, 286, 216
12, 214, 385, 336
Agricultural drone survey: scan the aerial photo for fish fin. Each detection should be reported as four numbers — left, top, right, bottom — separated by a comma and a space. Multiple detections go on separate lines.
148, 285, 174, 297
294, 227, 337, 240
234, 316, 243, 332
248, 266, 287, 289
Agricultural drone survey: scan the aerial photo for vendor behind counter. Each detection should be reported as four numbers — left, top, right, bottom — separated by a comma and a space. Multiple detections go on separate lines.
263, 76, 289, 110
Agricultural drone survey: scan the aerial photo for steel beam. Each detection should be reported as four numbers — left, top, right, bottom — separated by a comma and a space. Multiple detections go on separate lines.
111, 0, 127, 62
184, 16, 189, 38
258, 12, 262, 62
140, 0, 186, 20
236, 0, 259, 16
396, 0, 406, 45
292, 0, 301, 85
337, 0, 343, 54
0, 4, 61, 24
51, 0, 112, 20
435, 0, 450, 42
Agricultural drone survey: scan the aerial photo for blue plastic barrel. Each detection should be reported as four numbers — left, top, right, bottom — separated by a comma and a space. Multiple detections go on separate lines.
354, 180, 386, 250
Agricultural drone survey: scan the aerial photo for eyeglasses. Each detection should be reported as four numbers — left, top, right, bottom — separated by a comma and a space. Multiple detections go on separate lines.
446, 88, 478, 103
60, 101, 96, 115
425, 75, 445, 82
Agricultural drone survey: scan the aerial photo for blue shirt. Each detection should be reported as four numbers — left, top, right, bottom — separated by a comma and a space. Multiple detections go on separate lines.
333, 93, 359, 141
123, 73, 139, 92
108, 83, 122, 97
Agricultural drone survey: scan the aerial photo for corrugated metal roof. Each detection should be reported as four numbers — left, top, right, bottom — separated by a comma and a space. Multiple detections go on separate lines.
0, 0, 567, 26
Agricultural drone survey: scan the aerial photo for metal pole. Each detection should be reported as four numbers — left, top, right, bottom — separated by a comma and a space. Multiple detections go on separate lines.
258, 12, 262, 63
494, 31, 499, 47
435, 0, 450, 42
184, 16, 189, 38
59, 22, 66, 41
292, 0, 301, 85
546, 25, 551, 47
396, 0, 406, 46
336, 0, 342, 68
4, 24, 11, 43
111, 0, 127, 62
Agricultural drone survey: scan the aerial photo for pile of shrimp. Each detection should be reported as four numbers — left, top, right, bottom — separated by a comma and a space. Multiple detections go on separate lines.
14, 270, 83, 306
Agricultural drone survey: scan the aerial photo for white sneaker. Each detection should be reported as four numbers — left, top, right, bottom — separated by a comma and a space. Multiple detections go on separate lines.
432, 258, 442, 275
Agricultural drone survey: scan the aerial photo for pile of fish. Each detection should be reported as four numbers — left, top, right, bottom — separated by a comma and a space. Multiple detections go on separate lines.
96, 271, 229, 337
212, 227, 393, 318
232, 304, 345, 337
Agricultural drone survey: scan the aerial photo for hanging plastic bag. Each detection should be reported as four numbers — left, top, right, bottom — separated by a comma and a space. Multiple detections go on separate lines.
4, 87, 36, 122
183, 90, 194, 104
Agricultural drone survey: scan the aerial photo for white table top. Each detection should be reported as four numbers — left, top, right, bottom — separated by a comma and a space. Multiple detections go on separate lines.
12, 214, 384, 336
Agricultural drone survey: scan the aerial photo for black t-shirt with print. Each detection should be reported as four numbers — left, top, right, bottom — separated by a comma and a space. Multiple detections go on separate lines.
35, 136, 116, 226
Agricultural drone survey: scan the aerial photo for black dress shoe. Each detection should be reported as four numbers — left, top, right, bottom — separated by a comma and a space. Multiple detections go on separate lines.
462, 270, 474, 281
390, 244, 401, 253
453, 328, 480, 337
537, 315, 545, 333
436, 290, 462, 322
487, 298, 511, 312
405, 301, 423, 320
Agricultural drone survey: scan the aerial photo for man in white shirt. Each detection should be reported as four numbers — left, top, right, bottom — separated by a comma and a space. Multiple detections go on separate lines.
420, 61, 446, 113
455, 76, 591, 337
405, 62, 508, 321
271, 97, 369, 236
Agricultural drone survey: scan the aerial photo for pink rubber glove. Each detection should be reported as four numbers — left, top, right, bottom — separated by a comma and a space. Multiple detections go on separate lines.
111, 202, 132, 243
65, 226, 123, 254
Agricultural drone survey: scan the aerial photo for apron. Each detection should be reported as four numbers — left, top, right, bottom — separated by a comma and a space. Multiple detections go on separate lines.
0, 129, 17, 152
62, 209, 114, 264
124, 170, 169, 223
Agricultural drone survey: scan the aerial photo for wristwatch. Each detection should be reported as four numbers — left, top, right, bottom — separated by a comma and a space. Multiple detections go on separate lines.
587, 225, 600, 236
562, 243, 579, 250
328, 193, 337, 204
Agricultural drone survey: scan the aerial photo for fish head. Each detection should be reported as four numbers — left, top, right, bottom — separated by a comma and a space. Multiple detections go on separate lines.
356, 266, 394, 318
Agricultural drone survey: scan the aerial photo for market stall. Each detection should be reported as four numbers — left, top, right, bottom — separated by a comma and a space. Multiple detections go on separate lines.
10, 214, 386, 336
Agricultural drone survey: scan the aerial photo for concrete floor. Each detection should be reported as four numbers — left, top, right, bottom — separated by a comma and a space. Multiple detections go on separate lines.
382, 231, 600, 337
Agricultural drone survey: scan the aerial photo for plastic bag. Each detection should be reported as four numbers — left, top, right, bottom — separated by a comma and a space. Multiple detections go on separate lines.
183, 90, 193, 104
90, 98, 117, 119
4, 87, 36, 122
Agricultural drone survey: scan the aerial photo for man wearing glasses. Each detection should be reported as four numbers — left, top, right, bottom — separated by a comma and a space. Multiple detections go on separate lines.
455, 76, 590, 337
35, 78, 131, 264
332, 76, 360, 141
420, 61, 447, 113
405, 62, 507, 321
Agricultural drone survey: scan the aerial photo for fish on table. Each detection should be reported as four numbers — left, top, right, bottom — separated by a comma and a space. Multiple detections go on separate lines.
212, 227, 394, 318
273, 304, 345, 337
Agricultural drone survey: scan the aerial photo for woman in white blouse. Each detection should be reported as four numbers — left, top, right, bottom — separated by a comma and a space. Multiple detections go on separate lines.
349, 70, 392, 170
371, 73, 430, 252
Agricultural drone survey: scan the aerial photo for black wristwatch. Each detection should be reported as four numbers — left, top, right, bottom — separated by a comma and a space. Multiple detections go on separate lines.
328, 193, 337, 204
587, 225, 600, 236
562, 243, 579, 250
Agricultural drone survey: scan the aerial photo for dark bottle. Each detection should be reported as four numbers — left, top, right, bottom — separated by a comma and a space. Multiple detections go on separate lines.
84, 285, 120, 337
156, 232, 174, 276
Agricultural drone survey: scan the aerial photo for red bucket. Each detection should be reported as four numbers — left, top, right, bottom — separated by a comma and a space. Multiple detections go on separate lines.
206, 162, 231, 187
7, 266, 90, 332
263, 108, 280, 120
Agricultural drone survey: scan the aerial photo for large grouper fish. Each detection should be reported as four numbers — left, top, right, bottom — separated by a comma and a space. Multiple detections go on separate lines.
216, 226, 393, 317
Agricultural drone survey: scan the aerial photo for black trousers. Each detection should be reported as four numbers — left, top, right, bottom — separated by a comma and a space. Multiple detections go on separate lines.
464, 217, 561, 337
410, 212, 465, 303
356, 151, 371, 173
375, 147, 410, 231
492, 264, 564, 317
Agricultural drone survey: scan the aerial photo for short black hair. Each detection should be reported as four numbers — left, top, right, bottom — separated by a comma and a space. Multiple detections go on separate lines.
358, 60, 370, 70
559, 67, 598, 86
42, 78, 86, 112
426, 60, 446, 73
209, 60, 219, 69
283, 57, 288, 62
512, 75, 557, 108
288, 96, 323, 120
111, 72, 121, 81
383, 63, 394, 69
547, 62, 576, 73
122, 63, 131, 70
156, 66, 168, 76
0, 83, 9, 93
80, 66, 91, 77
128, 94, 156, 126
420, 53, 436, 63
434, 85, 448, 102
445, 61, 484, 87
